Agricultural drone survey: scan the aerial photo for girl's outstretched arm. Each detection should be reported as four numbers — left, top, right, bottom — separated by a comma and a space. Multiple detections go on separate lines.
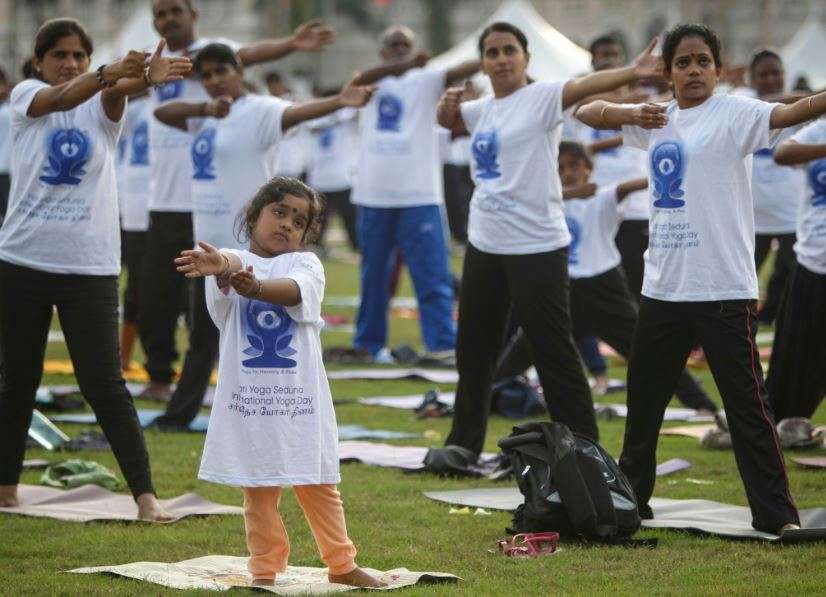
230, 267, 301, 306
769, 91, 826, 129
773, 139, 826, 166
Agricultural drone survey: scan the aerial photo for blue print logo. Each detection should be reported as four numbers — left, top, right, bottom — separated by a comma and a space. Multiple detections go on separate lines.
592, 128, 619, 156
471, 130, 501, 180
117, 137, 128, 164
130, 120, 149, 166
651, 141, 686, 208
754, 147, 773, 158
156, 80, 183, 102
318, 127, 334, 150
809, 159, 826, 207
241, 300, 298, 368
376, 93, 403, 131
566, 216, 581, 265
39, 128, 91, 186
191, 128, 217, 180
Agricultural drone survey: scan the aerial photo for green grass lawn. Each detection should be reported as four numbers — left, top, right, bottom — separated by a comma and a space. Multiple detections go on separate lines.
4, 234, 825, 595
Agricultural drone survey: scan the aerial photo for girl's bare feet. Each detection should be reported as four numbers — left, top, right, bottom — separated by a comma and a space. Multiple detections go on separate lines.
329, 567, 387, 588
251, 578, 275, 587
136, 492, 175, 522
0, 484, 19, 508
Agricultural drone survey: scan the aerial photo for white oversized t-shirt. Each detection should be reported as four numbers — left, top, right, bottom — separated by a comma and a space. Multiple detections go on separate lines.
622, 94, 779, 301
200, 249, 339, 486
188, 94, 290, 252
0, 79, 123, 275
751, 126, 806, 234
577, 125, 649, 221
0, 102, 11, 174
461, 81, 571, 255
564, 185, 623, 279
352, 67, 447, 207
306, 108, 358, 192
790, 120, 826, 275
119, 97, 151, 232
148, 37, 240, 213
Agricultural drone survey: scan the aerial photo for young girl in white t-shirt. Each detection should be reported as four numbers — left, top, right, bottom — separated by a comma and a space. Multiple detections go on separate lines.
175, 176, 384, 588
577, 23, 826, 535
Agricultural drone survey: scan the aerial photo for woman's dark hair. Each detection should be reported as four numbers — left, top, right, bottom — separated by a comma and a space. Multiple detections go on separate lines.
34, 18, 93, 61
750, 49, 782, 73
235, 176, 326, 246
193, 43, 241, 74
558, 141, 593, 169
21, 58, 36, 79
661, 24, 721, 73
478, 22, 528, 56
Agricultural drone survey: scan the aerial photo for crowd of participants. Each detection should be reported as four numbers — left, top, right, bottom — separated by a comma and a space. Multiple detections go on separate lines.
0, 0, 825, 583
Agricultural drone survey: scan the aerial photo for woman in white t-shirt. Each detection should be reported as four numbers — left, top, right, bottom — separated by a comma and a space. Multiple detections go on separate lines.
577, 24, 826, 534
426, 21, 664, 469
174, 177, 384, 589
0, 18, 190, 519
767, 121, 826, 424
149, 43, 373, 430
747, 50, 807, 324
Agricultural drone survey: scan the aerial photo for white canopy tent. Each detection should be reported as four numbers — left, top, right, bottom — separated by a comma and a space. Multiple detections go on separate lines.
91, 5, 159, 69
781, 16, 826, 90
428, 0, 591, 82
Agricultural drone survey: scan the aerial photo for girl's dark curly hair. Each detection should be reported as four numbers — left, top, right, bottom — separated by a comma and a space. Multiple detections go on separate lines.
235, 176, 325, 246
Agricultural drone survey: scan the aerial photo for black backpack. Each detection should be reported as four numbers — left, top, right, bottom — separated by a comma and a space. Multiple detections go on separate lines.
498, 421, 641, 542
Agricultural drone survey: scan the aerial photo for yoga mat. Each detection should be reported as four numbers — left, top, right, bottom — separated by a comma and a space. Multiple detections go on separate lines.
327, 368, 459, 384
41, 360, 219, 385
70, 555, 459, 593
338, 441, 495, 471
793, 457, 826, 469
43, 383, 216, 406
49, 411, 420, 440
0, 484, 242, 523
660, 424, 717, 439
656, 458, 692, 476
28, 409, 70, 450
422, 489, 826, 542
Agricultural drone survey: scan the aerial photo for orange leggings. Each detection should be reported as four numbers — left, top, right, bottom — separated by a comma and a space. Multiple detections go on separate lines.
242, 484, 357, 580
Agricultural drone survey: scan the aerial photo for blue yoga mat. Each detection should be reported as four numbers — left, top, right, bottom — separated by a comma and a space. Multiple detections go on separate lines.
49, 411, 419, 440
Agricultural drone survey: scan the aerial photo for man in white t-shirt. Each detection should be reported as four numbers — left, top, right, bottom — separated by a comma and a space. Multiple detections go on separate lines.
138, 0, 334, 400
349, 26, 479, 362
0, 66, 10, 225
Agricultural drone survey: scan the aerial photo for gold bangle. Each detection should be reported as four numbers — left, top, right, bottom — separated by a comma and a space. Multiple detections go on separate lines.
600, 104, 609, 124
254, 279, 264, 298
218, 253, 230, 276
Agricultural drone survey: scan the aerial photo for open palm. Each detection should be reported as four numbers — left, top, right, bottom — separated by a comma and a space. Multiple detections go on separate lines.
633, 38, 664, 79
293, 21, 336, 52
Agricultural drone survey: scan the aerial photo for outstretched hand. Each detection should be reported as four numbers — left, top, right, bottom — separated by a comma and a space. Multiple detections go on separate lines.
292, 20, 336, 52
339, 74, 376, 107
147, 39, 193, 85
632, 38, 664, 80
230, 266, 260, 298
205, 95, 233, 118
175, 241, 226, 277
631, 102, 668, 129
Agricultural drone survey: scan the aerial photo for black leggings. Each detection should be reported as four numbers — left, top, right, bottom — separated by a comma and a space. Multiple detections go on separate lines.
319, 188, 359, 251
446, 244, 598, 454
122, 230, 147, 325
620, 297, 798, 533
766, 262, 826, 421
0, 260, 154, 497
754, 233, 796, 323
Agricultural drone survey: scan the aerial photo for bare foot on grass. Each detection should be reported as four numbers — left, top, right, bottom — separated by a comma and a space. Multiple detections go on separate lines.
329, 567, 387, 588
0, 484, 19, 508
136, 492, 175, 522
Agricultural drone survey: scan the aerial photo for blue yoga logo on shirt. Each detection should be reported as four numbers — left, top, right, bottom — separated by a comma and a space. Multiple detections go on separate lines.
376, 93, 403, 131
566, 216, 581, 265
591, 128, 620, 156
130, 120, 149, 166
241, 299, 298, 368
191, 128, 217, 180
754, 147, 774, 158
39, 128, 91, 186
318, 127, 334, 150
809, 159, 826, 207
471, 130, 501, 179
117, 137, 128, 164
651, 141, 686, 208
156, 80, 183, 102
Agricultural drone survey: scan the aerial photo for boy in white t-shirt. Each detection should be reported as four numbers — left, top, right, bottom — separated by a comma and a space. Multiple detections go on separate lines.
767, 121, 826, 424
576, 23, 826, 534
174, 177, 385, 588
348, 26, 479, 362
139, 0, 336, 401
